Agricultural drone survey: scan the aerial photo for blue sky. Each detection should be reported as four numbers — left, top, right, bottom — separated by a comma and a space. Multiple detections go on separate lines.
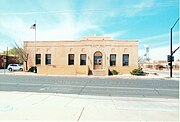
0, 0, 179, 60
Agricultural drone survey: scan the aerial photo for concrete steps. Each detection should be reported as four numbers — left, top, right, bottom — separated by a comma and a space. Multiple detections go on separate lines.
92, 69, 106, 76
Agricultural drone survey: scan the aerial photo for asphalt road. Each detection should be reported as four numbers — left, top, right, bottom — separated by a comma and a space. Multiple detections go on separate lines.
0, 75, 179, 98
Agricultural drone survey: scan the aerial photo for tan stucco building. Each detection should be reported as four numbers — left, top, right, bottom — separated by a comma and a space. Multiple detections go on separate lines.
24, 36, 138, 76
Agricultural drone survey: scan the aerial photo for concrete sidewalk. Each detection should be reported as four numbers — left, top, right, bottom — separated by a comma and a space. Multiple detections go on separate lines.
0, 91, 178, 121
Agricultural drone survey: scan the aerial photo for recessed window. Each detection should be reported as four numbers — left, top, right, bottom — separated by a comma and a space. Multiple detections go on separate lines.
45, 54, 51, 65
123, 54, 129, 66
110, 54, 116, 66
68, 54, 74, 65
80, 54, 86, 65
35, 54, 41, 65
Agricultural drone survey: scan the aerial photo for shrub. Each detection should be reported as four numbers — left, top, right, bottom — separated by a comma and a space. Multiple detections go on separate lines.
28, 66, 37, 73
130, 68, 145, 76
111, 70, 118, 75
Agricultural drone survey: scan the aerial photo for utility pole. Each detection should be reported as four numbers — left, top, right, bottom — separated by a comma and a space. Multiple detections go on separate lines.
6, 47, 8, 68
170, 18, 179, 78
3, 55, 5, 75
146, 47, 149, 63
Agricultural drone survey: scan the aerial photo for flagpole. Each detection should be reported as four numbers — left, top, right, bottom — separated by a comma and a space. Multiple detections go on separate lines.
34, 20, 36, 73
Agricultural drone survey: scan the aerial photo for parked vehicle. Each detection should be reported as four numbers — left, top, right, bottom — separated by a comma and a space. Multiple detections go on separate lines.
7, 64, 23, 71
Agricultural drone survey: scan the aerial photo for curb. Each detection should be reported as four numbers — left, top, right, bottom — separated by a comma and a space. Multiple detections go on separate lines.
0, 72, 179, 80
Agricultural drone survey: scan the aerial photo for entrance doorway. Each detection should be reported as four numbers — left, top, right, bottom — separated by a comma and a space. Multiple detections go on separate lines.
94, 51, 103, 69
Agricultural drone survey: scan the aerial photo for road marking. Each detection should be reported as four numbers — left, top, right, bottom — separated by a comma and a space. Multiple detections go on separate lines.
40, 88, 46, 91
39, 87, 50, 91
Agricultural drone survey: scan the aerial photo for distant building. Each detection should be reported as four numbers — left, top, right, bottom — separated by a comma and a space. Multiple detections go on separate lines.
0, 53, 19, 69
140, 60, 179, 70
24, 36, 138, 76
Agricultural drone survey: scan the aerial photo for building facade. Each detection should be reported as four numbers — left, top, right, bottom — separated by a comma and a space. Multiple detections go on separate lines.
0, 53, 19, 69
24, 36, 138, 76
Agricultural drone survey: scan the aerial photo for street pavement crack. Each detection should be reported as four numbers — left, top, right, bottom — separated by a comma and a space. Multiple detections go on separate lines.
154, 88, 161, 96
32, 95, 51, 105
77, 107, 85, 121
78, 81, 88, 95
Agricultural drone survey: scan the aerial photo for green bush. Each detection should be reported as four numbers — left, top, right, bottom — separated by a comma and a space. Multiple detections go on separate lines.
28, 66, 37, 73
130, 68, 145, 76
111, 70, 118, 75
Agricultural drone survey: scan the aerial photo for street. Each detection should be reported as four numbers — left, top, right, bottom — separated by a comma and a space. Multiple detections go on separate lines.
0, 75, 179, 121
0, 75, 178, 98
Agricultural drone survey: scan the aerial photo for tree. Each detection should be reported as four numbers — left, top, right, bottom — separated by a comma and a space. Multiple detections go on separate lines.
3, 48, 17, 55
13, 42, 29, 71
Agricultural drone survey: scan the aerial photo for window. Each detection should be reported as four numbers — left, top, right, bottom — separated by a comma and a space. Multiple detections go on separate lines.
36, 54, 41, 65
123, 54, 129, 66
110, 54, 116, 66
45, 54, 51, 65
80, 54, 86, 65
68, 54, 74, 65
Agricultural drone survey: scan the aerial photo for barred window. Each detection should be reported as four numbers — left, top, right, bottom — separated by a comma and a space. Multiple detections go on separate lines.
110, 54, 116, 66
36, 54, 41, 65
80, 54, 86, 65
123, 54, 129, 66
45, 54, 51, 65
68, 54, 74, 65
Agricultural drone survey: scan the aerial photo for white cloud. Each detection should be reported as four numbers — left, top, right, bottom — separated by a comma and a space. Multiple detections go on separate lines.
139, 43, 180, 61
139, 31, 179, 42
29, 14, 103, 41
0, 8, 104, 48
0, 16, 31, 50
124, 0, 155, 17
102, 31, 126, 39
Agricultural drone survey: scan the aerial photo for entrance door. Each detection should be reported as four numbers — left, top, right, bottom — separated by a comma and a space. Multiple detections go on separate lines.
94, 51, 103, 69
